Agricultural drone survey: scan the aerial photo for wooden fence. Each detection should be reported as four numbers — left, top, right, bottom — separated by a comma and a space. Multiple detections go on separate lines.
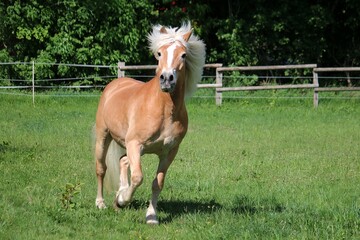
215, 64, 318, 106
118, 62, 360, 107
313, 67, 360, 107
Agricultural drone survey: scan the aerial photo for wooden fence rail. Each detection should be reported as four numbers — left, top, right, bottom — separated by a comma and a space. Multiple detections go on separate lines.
215, 64, 318, 106
313, 67, 360, 107
118, 62, 223, 88
118, 62, 360, 107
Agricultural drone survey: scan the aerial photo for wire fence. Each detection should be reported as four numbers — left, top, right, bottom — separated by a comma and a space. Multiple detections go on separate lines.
1, 61, 359, 106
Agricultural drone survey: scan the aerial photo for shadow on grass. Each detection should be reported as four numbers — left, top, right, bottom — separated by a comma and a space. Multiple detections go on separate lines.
125, 195, 285, 223
0, 140, 13, 153
115, 198, 221, 223
231, 195, 285, 215
0, 140, 43, 163
158, 199, 222, 223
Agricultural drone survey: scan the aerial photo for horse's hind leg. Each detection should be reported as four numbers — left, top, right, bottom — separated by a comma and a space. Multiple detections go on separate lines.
95, 130, 111, 209
146, 146, 179, 224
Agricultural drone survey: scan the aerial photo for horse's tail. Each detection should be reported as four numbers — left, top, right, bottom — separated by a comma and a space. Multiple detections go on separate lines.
104, 140, 125, 193
92, 125, 125, 193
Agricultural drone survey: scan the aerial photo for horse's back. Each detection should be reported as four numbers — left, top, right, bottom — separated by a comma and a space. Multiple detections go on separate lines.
102, 78, 144, 101
98, 77, 147, 116
96, 78, 144, 136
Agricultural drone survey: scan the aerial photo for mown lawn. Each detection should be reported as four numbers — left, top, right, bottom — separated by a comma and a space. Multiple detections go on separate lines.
0, 92, 359, 239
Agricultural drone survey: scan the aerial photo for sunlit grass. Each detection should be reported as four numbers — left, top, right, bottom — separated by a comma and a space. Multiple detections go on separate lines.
0, 92, 359, 239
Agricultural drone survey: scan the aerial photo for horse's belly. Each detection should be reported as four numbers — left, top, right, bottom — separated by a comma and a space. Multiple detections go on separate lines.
110, 132, 127, 148
141, 135, 180, 155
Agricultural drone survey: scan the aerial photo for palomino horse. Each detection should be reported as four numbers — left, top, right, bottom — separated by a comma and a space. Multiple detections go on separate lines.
94, 23, 205, 224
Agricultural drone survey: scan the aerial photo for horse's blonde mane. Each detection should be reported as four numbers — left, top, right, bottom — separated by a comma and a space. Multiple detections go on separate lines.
148, 22, 206, 99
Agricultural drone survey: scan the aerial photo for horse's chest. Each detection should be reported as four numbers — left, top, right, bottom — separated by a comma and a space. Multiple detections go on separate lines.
160, 134, 180, 151
142, 122, 186, 154
163, 135, 176, 146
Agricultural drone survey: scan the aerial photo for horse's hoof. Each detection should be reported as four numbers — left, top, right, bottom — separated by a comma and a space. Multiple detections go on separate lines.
146, 215, 159, 225
113, 197, 123, 210
115, 189, 129, 207
146, 219, 159, 225
95, 199, 107, 209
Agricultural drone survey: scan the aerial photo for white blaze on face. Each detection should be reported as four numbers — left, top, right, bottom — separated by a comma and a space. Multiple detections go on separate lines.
166, 42, 181, 68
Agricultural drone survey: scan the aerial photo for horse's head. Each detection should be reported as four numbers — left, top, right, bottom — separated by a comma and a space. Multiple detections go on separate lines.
148, 22, 205, 98
155, 27, 192, 93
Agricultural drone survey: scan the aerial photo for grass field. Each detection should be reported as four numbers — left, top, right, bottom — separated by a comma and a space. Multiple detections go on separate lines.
0, 91, 359, 239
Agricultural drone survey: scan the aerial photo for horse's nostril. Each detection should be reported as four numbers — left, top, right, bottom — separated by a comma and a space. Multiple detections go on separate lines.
169, 75, 174, 81
160, 74, 164, 80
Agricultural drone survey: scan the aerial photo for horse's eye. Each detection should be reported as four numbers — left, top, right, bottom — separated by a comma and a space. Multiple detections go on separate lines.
157, 52, 161, 57
181, 53, 186, 59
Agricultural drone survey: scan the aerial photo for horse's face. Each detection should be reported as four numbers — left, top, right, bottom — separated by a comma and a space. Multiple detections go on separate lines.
156, 28, 192, 93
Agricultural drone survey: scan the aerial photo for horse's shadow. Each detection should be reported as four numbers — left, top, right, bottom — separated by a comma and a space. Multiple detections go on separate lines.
128, 195, 285, 223
230, 195, 285, 215
127, 198, 221, 223
158, 199, 222, 223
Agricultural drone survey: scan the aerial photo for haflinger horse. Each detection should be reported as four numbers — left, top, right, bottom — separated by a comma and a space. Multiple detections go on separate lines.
94, 22, 206, 224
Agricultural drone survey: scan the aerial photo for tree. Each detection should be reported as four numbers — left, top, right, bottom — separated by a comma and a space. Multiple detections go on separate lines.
1, 0, 359, 86
0, 0, 156, 84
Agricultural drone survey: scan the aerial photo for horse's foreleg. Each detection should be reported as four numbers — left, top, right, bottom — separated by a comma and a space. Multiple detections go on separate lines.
114, 155, 130, 207
116, 141, 143, 207
119, 155, 130, 191
95, 132, 111, 209
146, 147, 179, 224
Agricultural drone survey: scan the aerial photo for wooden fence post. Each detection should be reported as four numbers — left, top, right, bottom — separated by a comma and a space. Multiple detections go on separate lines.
313, 69, 319, 108
32, 61, 35, 106
118, 62, 125, 78
216, 66, 223, 106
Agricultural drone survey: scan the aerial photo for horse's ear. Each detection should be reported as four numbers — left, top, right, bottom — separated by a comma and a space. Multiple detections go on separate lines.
160, 26, 167, 34
182, 29, 193, 42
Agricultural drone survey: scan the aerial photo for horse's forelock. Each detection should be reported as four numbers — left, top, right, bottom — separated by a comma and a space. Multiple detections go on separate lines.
148, 22, 194, 50
148, 22, 206, 99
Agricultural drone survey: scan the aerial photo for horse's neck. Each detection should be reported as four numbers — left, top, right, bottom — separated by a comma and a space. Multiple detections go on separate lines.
149, 76, 186, 114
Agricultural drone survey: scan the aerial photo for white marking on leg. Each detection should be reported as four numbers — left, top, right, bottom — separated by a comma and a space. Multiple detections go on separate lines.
96, 198, 107, 209
116, 190, 125, 206
146, 201, 159, 224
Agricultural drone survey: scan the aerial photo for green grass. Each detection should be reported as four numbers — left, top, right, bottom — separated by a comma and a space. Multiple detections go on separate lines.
0, 92, 359, 239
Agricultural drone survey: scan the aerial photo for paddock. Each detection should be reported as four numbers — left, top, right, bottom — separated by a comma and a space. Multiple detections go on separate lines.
0, 93, 359, 238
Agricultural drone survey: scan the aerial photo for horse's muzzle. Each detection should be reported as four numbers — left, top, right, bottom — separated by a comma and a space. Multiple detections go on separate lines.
160, 71, 176, 92
161, 80, 176, 92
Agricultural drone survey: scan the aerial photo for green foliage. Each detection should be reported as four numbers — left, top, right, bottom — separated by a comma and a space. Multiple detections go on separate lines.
0, 0, 157, 82
59, 182, 83, 210
0, 0, 360, 86
224, 71, 259, 87
212, 19, 258, 66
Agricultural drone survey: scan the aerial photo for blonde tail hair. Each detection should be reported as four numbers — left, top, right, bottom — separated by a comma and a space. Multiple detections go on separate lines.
92, 125, 125, 193
104, 140, 126, 193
